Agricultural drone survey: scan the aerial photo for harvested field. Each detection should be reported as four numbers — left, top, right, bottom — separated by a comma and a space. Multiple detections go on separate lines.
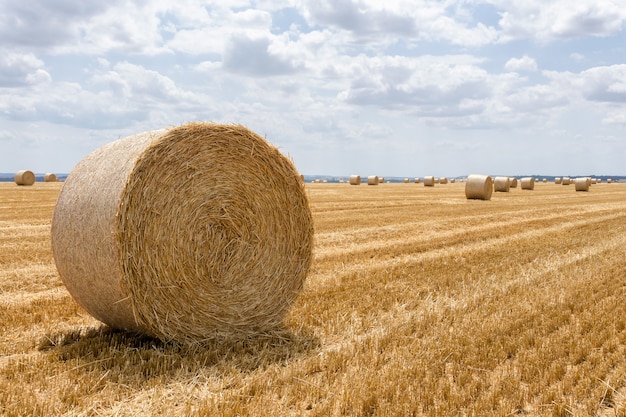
2, 181, 626, 416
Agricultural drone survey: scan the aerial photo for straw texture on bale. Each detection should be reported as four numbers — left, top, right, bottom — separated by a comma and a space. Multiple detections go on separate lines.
44, 173, 57, 182
51, 122, 313, 343
555, 177, 562, 184
465, 174, 493, 200
562, 177, 571, 185
424, 176, 435, 187
414, 178, 420, 184
367, 176, 379, 185
349, 175, 361, 185
14, 170, 35, 186
439, 177, 448, 184
493, 176, 510, 192
575, 177, 591, 191
521, 177, 535, 190
509, 178, 518, 188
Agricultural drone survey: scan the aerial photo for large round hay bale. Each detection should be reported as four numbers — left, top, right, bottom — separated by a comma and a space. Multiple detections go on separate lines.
493, 176, 510, 192
44, 173, 58, 182
575, 177, 590, 191
520, 177, 535, 190
349, 175, 361, 185
465, 174, 493, 200
509, 178, 518, 188
367, 175, 379, 185
51, 122, 313, 343
423, 176, 435, 187
14, 170, 35, 186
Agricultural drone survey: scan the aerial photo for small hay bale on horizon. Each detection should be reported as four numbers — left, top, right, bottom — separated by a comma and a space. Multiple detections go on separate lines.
521, 177, 535, 190
424, 176, 435, 187
509, 178, 518, 188
14, 170, 35, 186
349, 175, 361, 185
465, 174, 493, 200
51, 122, 313, 344
555, 177, 562, 184
44, 173, 58, 182
493, 176, 510, 192
367, 175, 379, 185
414, 177, 420, 184
575, 177, 591, 192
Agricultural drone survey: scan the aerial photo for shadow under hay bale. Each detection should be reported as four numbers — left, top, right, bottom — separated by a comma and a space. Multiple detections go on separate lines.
51, 122, 314, 344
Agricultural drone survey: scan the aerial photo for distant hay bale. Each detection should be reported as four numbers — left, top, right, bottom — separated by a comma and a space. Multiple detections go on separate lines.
562, 177, 571, 185
465, 174, 493, 200
423, 176, 435, 187
51, 122, 313, 343
542, 178, 547, 183
349, 175, 361, 185
314, 179, 321, 183
439, 177, 448, 184
404, 178, 409, 183
14, 170, 35, 186
575, 177, 591, 192
493, 176, 510, 192
44, 173, 58, 182
379, 177, 385, 184
554, 177, 562, 184
450, 178, 456, 183
414, 178, 420, 184
509, 178, 518, 188
608, 179, 613, 183
590, 178, 597, 184
521, 177, 535, 190
367, 176, 379, 185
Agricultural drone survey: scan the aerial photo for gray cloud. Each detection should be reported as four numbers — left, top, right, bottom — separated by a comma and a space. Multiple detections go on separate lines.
222, 34, 301, 76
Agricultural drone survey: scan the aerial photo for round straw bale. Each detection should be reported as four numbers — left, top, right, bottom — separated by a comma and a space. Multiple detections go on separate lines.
521, 177, 535, 190
608, 178, 613, 183
562, 177, 571, 185
44, 173, 58, 182
575, 177, 590, 191
554, 177, 562, 184
414, 178, 420, 184
349, 175, 361, 185
493, 176, 510, 192
423, 176, 435, 187
465, 174, 493, 200
14, 170, 35, 186
439, 177, 448, 184
509, 177, 518, 188
367, 176, 379, 185
51, 122, 313, 343
450, 178, 456, 183
403, 178, 409, 183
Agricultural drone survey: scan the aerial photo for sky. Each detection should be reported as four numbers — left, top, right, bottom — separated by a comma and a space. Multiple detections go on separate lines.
1, 0, 626, 178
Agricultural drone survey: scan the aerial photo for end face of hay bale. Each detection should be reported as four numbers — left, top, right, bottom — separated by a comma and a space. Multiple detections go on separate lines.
14, 170, 35, 186
52, 123, 313, 343
521, 177, 535, 190
423, 176, 435, 187
367, 175, 379, 185
493, 176, 510, 192
465, 174, 493, 200
509, 178, 518, 188
349, 175, 361, 185
439, 177, 448, 184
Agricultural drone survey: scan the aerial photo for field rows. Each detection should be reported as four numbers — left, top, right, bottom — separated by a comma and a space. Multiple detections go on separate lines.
1, 182, 626, 416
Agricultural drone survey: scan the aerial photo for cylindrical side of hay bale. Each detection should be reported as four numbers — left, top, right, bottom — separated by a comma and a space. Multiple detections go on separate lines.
493, 176, 510, 192
51, 123, 313, 343
439, 177, 448, 184
608, 179, 613, 183
14, 170, 35, 186
521, 177, 535, 190
465, 174, 493, 200
509, 178, 518, 188
575, 177, 590, 191
349, 175, 361, 185
450, 178, 456, 183
44, 173, 58, 182
562, 177, 571, 185
554, 177, 562, 184
403, 178, 409, 183
379, 177, 385, 184
423, 176, 435, 187
367, 175, 379, 185
591, 178, 597, 184
414, 178, 420, 184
